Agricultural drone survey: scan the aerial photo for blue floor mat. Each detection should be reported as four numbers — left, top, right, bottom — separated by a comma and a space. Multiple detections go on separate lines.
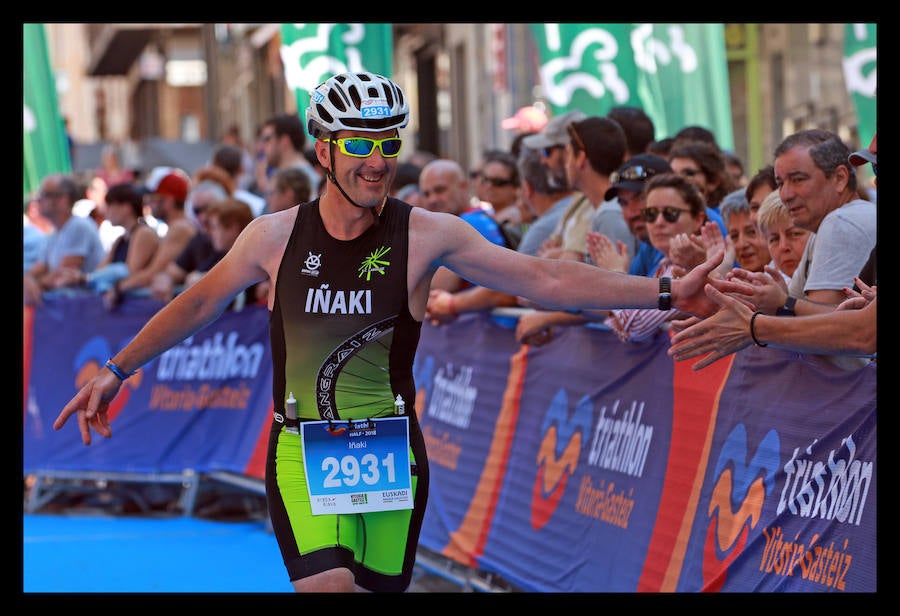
23, 513, 292, 593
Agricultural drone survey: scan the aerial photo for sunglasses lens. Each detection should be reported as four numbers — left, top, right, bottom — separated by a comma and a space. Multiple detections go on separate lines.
342, 138, 376, 156
380, 138, 402, 157
642, 207, 684, 223
541, 145, 562, 158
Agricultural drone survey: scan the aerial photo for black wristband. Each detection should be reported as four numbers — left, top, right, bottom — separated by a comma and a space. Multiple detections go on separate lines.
776, 295, 797, 316
750, 311, 768, 347
658, 277, 672, 311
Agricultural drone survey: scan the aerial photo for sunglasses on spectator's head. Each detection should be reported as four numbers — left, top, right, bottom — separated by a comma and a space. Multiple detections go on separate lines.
641, 206, 690, 223
609, 165, 660, 185
325, 137, 403, 158
541, 145, 563, 158
480, 175, 516, 187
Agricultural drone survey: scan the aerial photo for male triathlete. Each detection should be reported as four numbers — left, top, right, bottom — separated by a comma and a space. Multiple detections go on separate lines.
55, 71, 724, 592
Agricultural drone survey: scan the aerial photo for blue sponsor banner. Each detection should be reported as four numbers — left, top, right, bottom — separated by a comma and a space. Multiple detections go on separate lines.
477, 326, 673, 592
676, 346, 877, 592
24, 295, 273, 475
412, 312, 522, 563
24, 299, 876, 591
414, 316, 876, 592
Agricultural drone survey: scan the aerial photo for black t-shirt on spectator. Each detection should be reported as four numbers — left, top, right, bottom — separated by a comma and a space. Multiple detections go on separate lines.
175, 233, 215, 272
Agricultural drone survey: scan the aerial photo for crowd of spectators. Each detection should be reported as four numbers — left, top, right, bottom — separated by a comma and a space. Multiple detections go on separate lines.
25, 107, 876, 369
23, 105, 876, 533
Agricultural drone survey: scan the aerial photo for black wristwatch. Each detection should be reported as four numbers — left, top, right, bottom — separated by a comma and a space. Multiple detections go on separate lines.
658, 277, 672, 311
776, 296, 797, 316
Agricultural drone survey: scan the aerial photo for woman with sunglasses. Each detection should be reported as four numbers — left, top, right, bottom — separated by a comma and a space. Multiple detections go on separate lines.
605, 173, 709, 343
54, 72, 725, 593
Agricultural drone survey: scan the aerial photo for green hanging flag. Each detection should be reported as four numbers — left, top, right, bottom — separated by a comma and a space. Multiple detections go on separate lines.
530, 23, 734, 150
279, 24, 393, 137
842, 23, 876, 147
23, 23, 71, 202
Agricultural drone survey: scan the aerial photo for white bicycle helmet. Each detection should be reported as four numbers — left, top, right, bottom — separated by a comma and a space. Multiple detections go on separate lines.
306, 71, 409, 138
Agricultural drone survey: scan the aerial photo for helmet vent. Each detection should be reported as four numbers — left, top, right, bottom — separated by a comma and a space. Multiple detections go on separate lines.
348, 85, 362, 111
315, 104, 335, 126
327, 89, 347, 113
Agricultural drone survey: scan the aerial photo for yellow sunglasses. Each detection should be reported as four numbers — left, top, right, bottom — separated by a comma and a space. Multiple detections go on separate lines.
324, 137, 403, 158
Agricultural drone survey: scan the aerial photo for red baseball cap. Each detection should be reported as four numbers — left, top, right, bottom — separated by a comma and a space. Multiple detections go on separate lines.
146, 168, 190, 202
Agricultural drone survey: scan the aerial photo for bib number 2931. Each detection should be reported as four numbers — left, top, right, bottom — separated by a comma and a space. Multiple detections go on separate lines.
301, 416, 413, 515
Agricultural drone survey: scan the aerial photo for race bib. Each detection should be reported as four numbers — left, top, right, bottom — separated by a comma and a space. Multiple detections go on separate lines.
301, 416, 413, 515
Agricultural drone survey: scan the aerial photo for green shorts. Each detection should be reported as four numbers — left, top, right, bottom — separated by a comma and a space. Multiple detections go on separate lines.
265, 419, 429, 591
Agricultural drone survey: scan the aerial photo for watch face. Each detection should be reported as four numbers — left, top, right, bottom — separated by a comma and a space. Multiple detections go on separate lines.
659, 293, 672, 311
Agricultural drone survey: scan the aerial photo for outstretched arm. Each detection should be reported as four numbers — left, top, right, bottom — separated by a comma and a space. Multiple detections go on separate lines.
412, 209, 724, 318
54, 216, 276, 444
668, 284, 876, 369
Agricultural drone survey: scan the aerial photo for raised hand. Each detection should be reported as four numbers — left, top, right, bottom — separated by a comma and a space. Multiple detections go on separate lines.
585, 231, 629, 273
669, 231, 708, 273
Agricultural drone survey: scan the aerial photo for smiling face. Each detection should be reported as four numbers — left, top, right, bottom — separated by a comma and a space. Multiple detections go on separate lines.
643, 186, 704, 256
317, 129, 400, 209
727, 209, 770, 272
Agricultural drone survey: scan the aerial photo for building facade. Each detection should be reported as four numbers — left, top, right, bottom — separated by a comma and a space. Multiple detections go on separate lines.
45, 23, 867, 179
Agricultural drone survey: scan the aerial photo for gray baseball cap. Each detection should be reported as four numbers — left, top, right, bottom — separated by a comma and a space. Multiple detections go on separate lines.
522, 110, 588, 150
849, 148, 876, 167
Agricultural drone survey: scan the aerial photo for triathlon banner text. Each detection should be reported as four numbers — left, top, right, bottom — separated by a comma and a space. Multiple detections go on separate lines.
23, 300, 875, 591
